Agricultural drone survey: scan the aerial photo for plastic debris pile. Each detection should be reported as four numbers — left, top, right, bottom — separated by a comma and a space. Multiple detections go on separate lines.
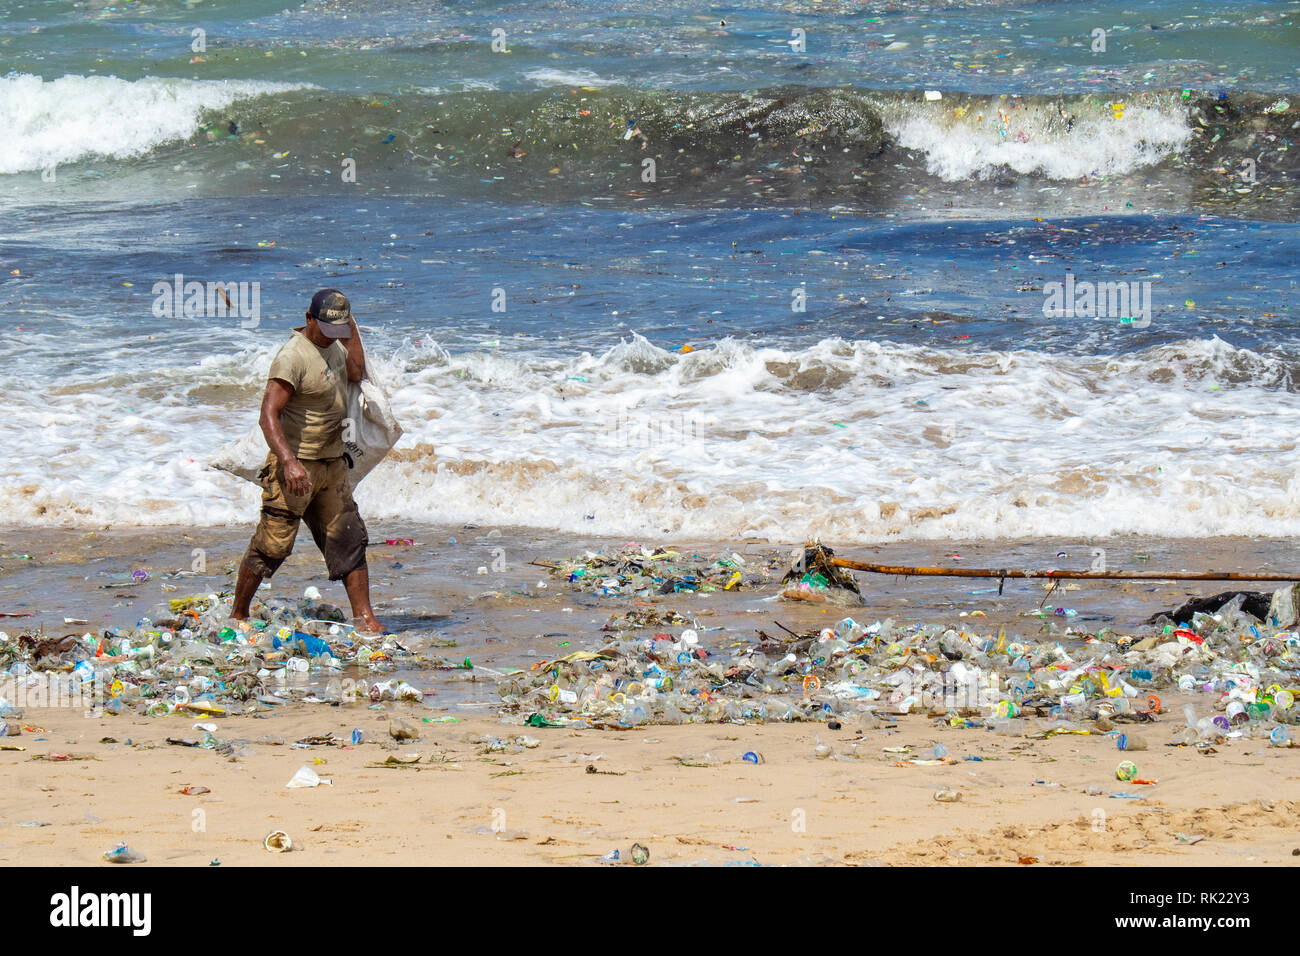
0, 589, 426, 722
498, 594, 1300, 738
543, 544, 783, 597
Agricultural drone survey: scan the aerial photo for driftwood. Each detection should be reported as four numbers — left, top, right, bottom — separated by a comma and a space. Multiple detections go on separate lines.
828, 556, 1300, 583
785, 543, 1299, 602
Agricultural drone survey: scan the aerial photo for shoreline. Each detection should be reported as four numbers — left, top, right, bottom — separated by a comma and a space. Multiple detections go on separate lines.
2, 524, 1295, 641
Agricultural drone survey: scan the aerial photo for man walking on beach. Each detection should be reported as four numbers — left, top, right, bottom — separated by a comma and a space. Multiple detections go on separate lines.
230, 289, 385, 634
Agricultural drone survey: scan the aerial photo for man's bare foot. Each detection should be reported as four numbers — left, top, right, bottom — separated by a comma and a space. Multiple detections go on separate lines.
353, 614, 388, 636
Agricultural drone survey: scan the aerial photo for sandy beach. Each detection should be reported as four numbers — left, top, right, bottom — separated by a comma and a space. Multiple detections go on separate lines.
1, 525, 1296, 866
2, 704, 1296, 867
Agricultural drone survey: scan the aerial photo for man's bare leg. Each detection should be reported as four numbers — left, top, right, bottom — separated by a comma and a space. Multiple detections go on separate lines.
231, 561, 263, 620
343, 564, 385, 634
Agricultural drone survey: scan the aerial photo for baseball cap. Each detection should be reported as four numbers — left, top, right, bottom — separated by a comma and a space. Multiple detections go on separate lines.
308, 289, 353, 339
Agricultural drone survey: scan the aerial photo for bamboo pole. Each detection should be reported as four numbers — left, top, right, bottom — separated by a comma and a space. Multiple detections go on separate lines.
828, 557, 1299, 582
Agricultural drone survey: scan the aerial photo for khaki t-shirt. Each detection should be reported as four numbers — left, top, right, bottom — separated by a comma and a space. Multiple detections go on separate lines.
267, 329, 348, 460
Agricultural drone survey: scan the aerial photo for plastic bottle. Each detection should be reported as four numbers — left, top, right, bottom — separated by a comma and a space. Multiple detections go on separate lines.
765, 697, 795, 721
274, 631, 331, 658
621, 699, 648, 726
658, 702, 685, 725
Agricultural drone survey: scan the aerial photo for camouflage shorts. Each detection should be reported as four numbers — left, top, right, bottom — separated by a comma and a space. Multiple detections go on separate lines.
241, 454, 369, 581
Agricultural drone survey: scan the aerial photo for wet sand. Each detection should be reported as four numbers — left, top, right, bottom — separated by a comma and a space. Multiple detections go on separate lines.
1, 524, 1297, 865
5, 523, 1295, 641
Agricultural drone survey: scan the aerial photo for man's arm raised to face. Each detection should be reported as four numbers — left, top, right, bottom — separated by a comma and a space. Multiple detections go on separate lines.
260, 379, 311, 497
343, 316, 366, 383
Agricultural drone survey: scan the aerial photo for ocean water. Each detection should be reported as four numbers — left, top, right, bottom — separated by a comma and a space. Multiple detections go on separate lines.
1, 0, 1298, 542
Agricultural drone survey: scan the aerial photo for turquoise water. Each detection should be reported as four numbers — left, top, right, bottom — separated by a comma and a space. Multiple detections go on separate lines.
4, 0, 1298, 95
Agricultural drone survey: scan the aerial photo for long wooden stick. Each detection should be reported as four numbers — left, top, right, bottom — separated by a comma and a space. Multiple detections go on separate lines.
829, 557, 1299, 582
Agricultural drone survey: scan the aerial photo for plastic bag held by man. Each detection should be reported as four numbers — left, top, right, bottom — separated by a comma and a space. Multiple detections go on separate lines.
211, 377, 403, 487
